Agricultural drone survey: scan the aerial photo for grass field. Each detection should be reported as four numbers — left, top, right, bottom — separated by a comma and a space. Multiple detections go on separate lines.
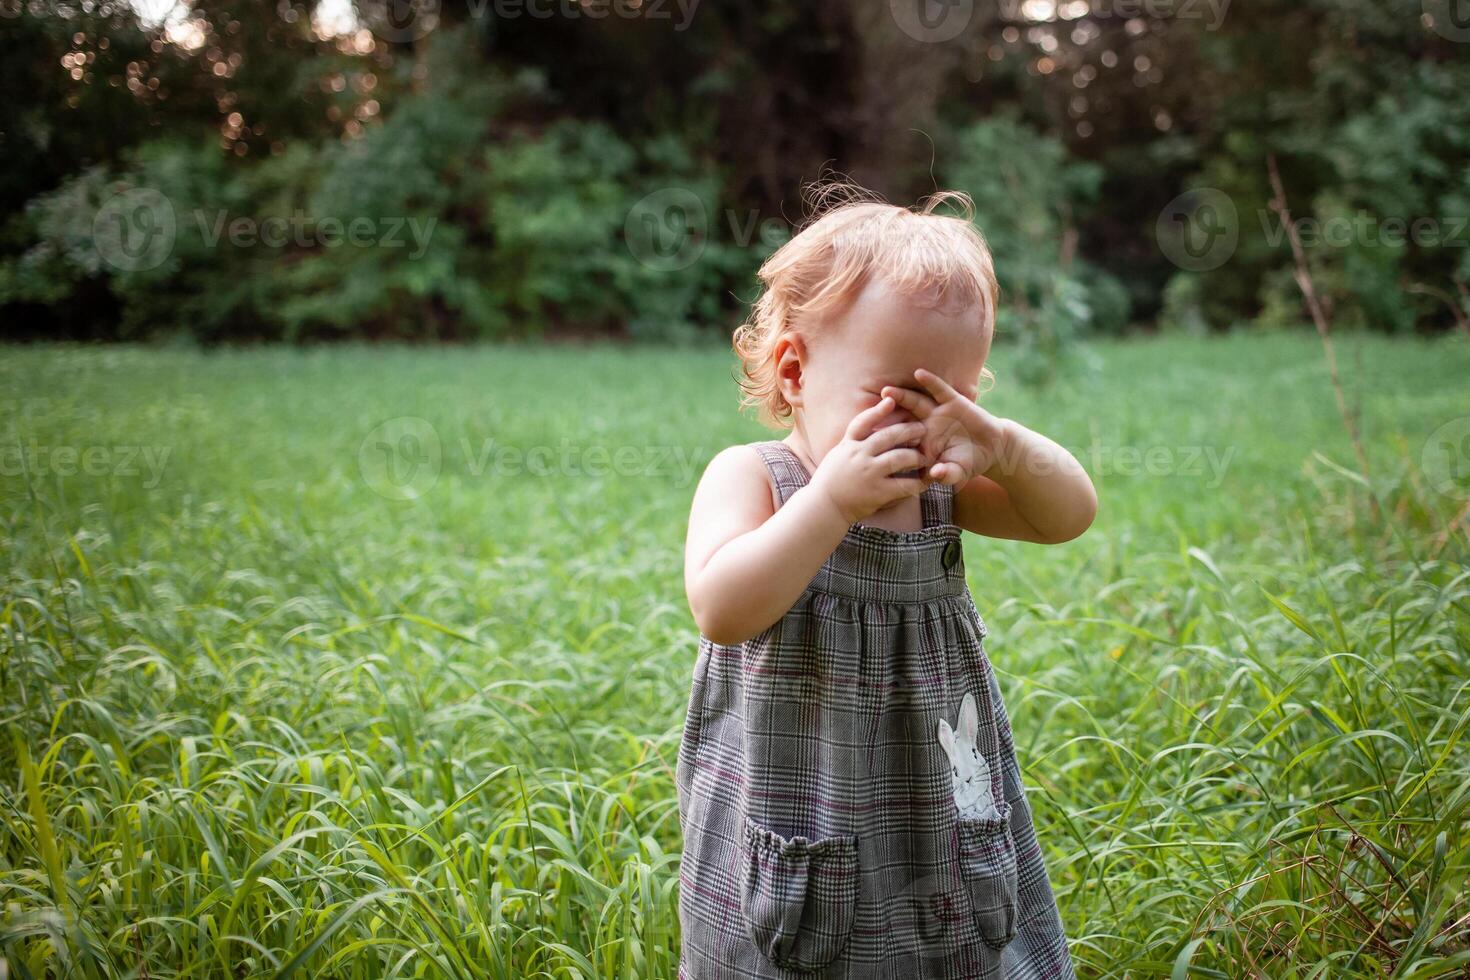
3, 332, 1469, 978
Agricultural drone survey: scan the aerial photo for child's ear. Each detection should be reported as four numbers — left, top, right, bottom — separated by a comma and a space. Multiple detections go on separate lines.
774, 335, 805, 411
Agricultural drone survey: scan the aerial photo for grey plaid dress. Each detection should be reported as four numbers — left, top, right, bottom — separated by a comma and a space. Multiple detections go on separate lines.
675, 440, 1076, 979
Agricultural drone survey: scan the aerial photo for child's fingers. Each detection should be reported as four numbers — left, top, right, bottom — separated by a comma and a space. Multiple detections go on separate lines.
862, 420, 927, 455
913, 368, 964, 404
844, 396, 896, 442
923, 414, 969, 450
929, 460, 967, 486
880, 384, 938, 418
875, 445, 929, 476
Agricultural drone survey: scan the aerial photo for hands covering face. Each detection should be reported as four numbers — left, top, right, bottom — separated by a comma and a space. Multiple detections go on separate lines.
881, 368, 1008, 489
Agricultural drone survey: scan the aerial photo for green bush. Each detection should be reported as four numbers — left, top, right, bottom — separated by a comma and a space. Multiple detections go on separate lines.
0, 27, 755, 344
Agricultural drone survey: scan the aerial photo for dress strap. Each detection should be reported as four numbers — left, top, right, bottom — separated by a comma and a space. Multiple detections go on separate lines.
753, 439, 955, 528
751, 440, 811, 507
920, 479, 955, 529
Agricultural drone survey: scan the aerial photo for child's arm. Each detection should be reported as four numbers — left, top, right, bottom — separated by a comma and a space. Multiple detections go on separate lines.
682, 447, 847, 646
684, 398, 929, 646
951, 419, 1097, 544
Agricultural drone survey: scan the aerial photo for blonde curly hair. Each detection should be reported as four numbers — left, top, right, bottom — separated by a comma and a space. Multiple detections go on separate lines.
732, 182, 999, 429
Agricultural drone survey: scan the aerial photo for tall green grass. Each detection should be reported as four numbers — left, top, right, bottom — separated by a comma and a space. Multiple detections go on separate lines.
2, 333, 1468, 977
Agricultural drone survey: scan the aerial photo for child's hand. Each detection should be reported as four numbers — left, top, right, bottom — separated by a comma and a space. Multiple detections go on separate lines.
882, 368, 1010, 488
809, 396, 932, 524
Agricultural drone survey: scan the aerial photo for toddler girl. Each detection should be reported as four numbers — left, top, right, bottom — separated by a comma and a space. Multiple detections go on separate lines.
676, 186, 1095, 978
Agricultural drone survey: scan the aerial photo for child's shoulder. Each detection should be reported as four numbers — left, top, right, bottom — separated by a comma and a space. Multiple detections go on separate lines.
703, 440, 778, 484
697, 440, 783, 511
705, 438, 780, 466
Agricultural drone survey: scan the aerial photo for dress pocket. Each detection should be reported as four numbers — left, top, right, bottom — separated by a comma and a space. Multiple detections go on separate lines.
955, 798, 1019, 950
741, 816, 860, 972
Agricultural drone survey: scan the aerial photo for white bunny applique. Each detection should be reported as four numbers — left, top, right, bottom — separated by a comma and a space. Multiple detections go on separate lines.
936, 691, 1003, 821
